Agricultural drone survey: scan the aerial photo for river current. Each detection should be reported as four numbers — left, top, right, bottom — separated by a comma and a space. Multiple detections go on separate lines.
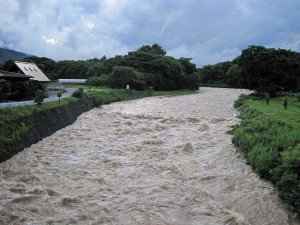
0, 88, 298, 225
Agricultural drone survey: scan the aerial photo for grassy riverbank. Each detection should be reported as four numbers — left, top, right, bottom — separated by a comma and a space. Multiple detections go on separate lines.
0, 88, 196, 162
0, 89, 149, 153
0, 87, 195, 124
231, 93, 300, 216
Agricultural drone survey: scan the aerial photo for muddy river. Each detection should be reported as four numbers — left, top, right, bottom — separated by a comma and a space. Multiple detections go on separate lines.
0, 88, 298, 224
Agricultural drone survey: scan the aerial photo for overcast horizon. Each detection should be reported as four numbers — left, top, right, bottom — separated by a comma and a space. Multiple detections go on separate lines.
1, 0, 300, 67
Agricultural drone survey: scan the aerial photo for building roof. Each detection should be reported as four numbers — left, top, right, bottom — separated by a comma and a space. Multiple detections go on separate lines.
0, 70, 33, 79
14, 61, 50, 82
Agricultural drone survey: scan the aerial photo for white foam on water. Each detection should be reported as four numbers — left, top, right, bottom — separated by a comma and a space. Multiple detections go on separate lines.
0, 88, 298, 225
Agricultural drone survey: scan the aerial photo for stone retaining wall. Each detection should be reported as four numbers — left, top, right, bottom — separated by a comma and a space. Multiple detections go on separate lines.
0, 98, 94, 163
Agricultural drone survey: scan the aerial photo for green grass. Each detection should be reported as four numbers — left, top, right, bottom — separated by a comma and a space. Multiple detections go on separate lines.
238, 95, 300, 127
152, 89, 196, 96
65, 83, 197, 96
0, 97, 78, 124
0, 96, 79, 159
63, 83, 91, 89
232, 93, 300, 216
1, 87, 198, 160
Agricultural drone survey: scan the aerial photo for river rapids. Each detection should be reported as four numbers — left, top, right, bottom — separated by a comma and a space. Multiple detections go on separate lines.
0, 88, 298, 225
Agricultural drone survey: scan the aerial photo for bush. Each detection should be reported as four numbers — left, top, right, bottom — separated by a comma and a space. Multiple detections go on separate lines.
93, 96, 105, 107
34, 90, 48, 106
72, 89, 85, 98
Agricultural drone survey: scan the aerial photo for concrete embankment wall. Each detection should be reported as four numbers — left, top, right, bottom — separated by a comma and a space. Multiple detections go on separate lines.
0, 98, 94, 163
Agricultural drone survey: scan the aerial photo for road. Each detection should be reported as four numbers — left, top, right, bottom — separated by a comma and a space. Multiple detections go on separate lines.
0, 88, 76, 108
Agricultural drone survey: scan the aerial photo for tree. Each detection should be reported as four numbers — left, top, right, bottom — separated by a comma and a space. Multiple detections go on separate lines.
86, 75, 108, 88
109, 66, 146, 91
34, 90, 48, 106
124, 48, 188, 90
24, 80, 43, 99
135, 43, 166, 56
185, 72, 201, 90
237, 45, 300, 95
198, 61, 233, 86
178, 57, 197, 75
225, 64, 241, 87
0, 60, 14, 71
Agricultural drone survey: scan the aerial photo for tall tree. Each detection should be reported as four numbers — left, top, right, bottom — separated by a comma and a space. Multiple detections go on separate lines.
134, 43, 166, 56
178, 57, 197, 75
238, 45, 300, 94
109, 66, 146, 91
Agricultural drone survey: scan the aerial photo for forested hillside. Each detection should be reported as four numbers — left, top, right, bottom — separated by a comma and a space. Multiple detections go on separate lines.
0, 47, 31, 64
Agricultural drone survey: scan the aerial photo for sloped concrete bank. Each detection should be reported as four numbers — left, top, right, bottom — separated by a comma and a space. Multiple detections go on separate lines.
0, 98, 95, 163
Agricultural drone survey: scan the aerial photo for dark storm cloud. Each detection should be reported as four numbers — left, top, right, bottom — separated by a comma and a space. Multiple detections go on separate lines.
1, 0, 299, 66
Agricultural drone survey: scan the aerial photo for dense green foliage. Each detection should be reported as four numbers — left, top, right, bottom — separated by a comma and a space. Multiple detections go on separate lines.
238, 46, 300, 94
197, 45, 300, 93
1, 44, 199, 91
84, 44, 199, 91
109, 66, 146, 90
72, 88, 85, 98
0, 79, 43, 102
232, 94, 300, 215
33, 90, 48, 106
1, 44, 300, 93
197, 61, 234, 87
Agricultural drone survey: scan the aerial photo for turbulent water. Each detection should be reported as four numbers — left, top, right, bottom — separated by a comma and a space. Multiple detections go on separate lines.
0, 88, 298, 225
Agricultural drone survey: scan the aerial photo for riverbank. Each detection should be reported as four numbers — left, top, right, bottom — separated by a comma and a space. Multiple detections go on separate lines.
0, 89, 149, 163
0, 88, 195, 163
1, 88, 298, 224
231, 93, 300, 217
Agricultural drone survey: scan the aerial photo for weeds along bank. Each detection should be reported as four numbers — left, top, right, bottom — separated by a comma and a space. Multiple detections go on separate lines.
0, 89, 155, 163
231, 93, 300, 216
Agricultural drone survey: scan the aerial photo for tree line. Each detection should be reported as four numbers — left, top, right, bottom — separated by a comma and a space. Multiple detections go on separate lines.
1, 44, 300, 93
197, 45, 300, 95
1, 44, 199, 91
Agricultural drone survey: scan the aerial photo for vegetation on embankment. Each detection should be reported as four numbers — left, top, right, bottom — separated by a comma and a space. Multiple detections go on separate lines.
0, 89, 148, 157
231, 93, 300, 216
0, 87, 196, 162
0, 96, 78, 148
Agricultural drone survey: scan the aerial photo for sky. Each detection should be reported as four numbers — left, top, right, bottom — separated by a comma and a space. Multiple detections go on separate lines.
0, 0, 300, 67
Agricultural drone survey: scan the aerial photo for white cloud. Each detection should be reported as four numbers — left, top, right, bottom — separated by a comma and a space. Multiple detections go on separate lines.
1, 0, 300, 66
83, 20, 96, 32
267, 33, 300, 52
42, 36, 58, 45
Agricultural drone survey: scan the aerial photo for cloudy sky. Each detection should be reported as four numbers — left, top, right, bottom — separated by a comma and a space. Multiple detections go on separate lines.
1, 0, 300, 67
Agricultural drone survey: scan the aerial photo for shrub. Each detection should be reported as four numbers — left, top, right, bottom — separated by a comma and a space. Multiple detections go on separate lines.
72, 89, 85, 98
93, 96, 105, 107
34, 90, 48, 106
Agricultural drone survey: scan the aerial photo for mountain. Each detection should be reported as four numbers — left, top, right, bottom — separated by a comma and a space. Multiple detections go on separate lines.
0, 47, 33, 65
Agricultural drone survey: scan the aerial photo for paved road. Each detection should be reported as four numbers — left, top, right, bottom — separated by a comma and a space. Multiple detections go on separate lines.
0, 88, 76, 108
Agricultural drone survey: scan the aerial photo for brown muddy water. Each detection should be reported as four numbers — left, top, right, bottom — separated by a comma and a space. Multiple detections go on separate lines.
0, 88, 298, 225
